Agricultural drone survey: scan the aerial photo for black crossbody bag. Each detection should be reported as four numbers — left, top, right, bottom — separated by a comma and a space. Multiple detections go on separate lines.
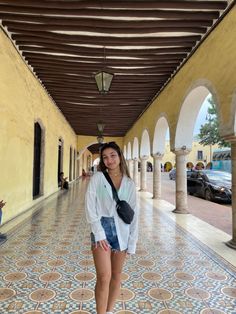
103, 171, 134, 224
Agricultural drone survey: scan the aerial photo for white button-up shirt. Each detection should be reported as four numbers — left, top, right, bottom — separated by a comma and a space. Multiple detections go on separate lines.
85, 171, 139, 254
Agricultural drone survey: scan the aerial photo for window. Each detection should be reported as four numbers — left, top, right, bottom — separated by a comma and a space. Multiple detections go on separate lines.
197, 150, 203, 160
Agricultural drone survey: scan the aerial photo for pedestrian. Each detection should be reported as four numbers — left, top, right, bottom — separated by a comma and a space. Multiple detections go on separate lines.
85, 141, 139, 314
0, 199, 7, 240
59, 172, 69, 190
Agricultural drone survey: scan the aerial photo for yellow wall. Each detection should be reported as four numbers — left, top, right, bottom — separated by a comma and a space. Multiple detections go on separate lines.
124, 6, 236, 149
77, 135, 124, 153
0, 29, 77, 224
161, 141, 219, 169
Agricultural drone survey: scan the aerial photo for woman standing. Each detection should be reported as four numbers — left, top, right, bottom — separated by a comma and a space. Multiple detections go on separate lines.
85, 142, 139, 314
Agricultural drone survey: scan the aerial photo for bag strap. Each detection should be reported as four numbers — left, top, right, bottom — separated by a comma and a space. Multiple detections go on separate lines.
103, 171, 120, 203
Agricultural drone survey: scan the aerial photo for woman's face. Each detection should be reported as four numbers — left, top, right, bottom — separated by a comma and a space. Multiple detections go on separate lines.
102, 147, 120, 171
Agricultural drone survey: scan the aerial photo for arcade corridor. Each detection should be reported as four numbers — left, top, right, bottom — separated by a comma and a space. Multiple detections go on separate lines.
0, 178, 235, 314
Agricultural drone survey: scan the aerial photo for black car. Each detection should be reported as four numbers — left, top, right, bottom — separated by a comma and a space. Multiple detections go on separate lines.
187, 170, 231, 202
169, 168, 193, 180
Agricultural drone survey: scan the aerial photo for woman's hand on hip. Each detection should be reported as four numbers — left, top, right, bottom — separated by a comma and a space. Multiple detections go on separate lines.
97, 239, 109, 251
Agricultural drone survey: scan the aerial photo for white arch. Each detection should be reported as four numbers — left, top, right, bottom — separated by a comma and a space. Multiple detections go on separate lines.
93, 157, 100, 166
78, 141, 98, 159
153, 116, 169, 155
175, 85, 211, 150
140, 129, 151, 157
127, 142, 132, 159
132, 137, 139, 159
123, 145, 127, 159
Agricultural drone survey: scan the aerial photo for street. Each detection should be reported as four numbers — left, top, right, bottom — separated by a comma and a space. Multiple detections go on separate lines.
146, 172, 232, 235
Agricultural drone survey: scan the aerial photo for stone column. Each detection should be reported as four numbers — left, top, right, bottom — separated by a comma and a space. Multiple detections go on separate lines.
133, 158, 139, 187
140, 156, 148, 191
153, 153, 163, 199
128, 159, 134, 179
226, 141, 236, 249
173, 149, 190, 214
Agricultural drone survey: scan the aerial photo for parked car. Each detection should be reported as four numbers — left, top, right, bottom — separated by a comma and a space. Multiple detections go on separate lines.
187, 170, 231, 202
169, 168, 193, 180
169, 168, 176, 180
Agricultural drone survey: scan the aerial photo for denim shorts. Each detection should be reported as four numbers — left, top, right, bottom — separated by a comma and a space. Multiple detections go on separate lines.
91, 216, 120, 251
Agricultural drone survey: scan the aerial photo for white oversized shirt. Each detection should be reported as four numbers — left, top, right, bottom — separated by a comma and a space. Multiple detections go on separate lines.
85, 171, 139, 254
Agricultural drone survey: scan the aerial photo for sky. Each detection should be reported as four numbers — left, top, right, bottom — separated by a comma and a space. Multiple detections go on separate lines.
166, 94, 210, 140
193, 95, 210, 135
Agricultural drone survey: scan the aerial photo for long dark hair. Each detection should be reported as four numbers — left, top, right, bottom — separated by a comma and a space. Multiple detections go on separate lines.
98, 142, 131, 178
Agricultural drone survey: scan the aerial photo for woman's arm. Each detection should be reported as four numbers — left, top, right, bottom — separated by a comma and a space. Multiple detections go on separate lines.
85, 175, 106, 242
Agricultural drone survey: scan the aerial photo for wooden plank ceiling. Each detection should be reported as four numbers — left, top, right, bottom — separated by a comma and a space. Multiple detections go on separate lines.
0, 0, 230, 137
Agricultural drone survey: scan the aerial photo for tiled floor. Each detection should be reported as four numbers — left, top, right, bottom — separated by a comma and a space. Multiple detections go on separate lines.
0, 178, 236, 314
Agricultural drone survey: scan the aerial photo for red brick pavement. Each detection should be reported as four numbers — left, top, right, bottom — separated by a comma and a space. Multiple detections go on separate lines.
146, 173, 232, 236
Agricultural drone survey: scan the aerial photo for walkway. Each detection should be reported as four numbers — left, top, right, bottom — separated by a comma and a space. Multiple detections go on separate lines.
0, 178, 236, 314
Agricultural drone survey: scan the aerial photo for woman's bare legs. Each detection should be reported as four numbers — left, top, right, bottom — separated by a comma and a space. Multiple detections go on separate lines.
92, 246, 111, 314
106, 250, 127, 312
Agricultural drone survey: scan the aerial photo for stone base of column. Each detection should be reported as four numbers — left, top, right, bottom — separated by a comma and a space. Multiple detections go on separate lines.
172, 208, 189, 214
139, 188, 147, 192
225, 239, 236, 250
152, 195, 160, 199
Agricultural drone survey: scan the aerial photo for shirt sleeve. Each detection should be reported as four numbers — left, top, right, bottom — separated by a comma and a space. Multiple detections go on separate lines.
85, 174, 106, 242
127, 181, 139, 254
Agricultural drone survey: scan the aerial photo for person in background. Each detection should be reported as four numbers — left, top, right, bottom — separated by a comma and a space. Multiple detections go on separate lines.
59, 172, 69, 190
0, 200, 7, 240
82, 169, 87, 177
85, 142, 139, 314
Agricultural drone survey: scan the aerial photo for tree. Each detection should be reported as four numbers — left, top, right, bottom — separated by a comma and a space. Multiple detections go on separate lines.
198, 97, 230, 148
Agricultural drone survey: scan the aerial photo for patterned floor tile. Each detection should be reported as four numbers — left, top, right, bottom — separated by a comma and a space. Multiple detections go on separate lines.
0, 181, 235, 313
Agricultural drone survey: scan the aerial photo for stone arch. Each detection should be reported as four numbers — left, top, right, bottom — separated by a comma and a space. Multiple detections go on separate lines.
127, 142, 132, 159
153, 115, 170, 155
174, 81, 219, 151
133, 137, 139, 159
140, 129, 151, 157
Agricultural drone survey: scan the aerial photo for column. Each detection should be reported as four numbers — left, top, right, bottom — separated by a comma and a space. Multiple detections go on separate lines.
226, 141, 236, 249
173, 149, 190, 214
140, 156, 148, 191
133, 158, 139, 187
153, 153, 163, 199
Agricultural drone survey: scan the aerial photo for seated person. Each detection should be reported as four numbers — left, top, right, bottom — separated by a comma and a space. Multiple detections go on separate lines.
59, 172, 69, 190
0, 200, 7, 240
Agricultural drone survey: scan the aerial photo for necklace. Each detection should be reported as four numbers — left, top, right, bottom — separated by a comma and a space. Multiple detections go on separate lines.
109, 171, 121, 177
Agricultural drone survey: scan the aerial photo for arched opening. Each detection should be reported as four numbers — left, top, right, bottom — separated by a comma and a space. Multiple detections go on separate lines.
127, 142, 132, 160
69, 146, 72, 181
133, 137, 139, 159
33, 122, 43, 198
140, 129, 151, 157
73, 149, 76, 180
57, 138, 63, 186
186, 162, 194, 170
164, 161, 173, 172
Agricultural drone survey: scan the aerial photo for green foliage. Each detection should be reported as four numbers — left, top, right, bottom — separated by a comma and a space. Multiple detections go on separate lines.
198, 97, 230, 148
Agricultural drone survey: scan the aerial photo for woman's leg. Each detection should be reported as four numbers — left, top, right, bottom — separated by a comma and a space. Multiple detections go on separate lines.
106, 250, 127, 312
92, 247, 112, 314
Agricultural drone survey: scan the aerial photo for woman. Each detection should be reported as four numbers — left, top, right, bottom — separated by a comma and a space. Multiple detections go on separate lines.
85, 142, 139, 314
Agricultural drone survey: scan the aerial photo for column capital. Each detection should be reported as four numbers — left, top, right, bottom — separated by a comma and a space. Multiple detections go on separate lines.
140, 155, 149, 161
152, 153, 164, 160
172, 148, 191, 156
